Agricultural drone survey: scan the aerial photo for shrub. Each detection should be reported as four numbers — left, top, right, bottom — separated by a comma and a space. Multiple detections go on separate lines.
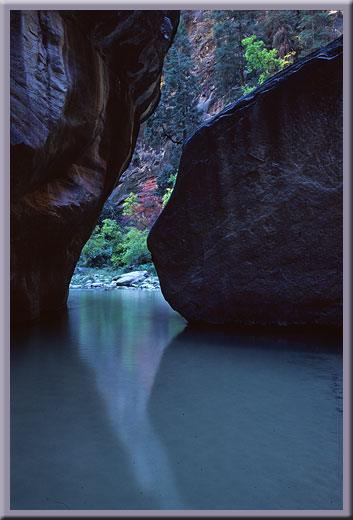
162, 172, 177, 207
80, 178, 174, 272
81, 219, 123, 267
118, 228, 152, 268
122, 181, 163, 230
241, 35, 285, 95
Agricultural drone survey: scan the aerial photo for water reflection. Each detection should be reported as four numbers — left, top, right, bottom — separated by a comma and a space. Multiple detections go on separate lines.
149, 326, 343, 510
69, 290, 186, 508
11, 290, 342, 510
11, 289, 186, 509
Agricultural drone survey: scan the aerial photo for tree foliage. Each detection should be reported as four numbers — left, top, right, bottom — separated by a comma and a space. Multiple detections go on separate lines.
296, 10, 339, 57
162, 172, 178, 207
211, 10, 259, 105
240, 35, 289, 94
79, 9, 343, 274
211, 9, 342, 104
81, 219, 123, 268
261, 10, 300, 57
122, 182, 163, 230
117, 228, 151, 268
144, 17, 202, 192
145, 17, 201, 146
80, 183, 162, 270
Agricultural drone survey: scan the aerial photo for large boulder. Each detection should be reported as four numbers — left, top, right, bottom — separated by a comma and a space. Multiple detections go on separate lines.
114, 271, 149, 286
10, 10, 179, 324
148, 37, 343, 327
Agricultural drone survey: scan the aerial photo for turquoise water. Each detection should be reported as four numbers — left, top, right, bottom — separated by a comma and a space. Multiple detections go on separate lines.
11, 289, 343, 510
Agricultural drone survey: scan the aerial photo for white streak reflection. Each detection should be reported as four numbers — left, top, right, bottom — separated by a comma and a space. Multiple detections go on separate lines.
69, 289, 186, 509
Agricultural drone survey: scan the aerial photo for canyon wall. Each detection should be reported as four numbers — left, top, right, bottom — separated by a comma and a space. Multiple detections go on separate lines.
148, 37, 343, 327
10, 9, 179, 324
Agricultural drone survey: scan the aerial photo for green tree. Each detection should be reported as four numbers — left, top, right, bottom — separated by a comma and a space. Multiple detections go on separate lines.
81, 219, 123, 268
144, 17, 202, 192
261, 10, 300, 59
211, 10, 260, 105
162, 172, 177, 207
122, 192, 139, 226
211, 9, 341, 104
296, 10, 339, 58
109, 181, 163, 270
118, 228, 152, 268
241, 35, 286, 94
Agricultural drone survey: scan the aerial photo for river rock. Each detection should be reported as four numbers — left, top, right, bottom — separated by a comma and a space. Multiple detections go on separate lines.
115, 271, 149, 286
10, 10, 179, 324
148, 37, 343, 327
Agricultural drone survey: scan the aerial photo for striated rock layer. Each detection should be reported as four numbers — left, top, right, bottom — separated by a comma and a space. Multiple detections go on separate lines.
148, 37, 343, 327
10, 9, 179, 324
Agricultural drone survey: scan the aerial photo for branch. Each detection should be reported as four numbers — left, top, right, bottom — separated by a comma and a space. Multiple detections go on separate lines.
162, 124, 183, 145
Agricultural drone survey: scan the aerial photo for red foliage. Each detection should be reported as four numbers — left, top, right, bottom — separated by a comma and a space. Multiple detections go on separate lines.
123, 179, 163, 231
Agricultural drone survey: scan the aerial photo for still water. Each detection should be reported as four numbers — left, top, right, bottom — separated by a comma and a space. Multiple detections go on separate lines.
11, 289, 343, 510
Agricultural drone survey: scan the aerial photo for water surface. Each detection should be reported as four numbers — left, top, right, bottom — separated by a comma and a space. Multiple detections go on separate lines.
11, 289, 343, 510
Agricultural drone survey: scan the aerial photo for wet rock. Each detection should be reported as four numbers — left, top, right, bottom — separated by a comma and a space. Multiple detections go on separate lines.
10, 10, 179, 324
148, 37, 343, 327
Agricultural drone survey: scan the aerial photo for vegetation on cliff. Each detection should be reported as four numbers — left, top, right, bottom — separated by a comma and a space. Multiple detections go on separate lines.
144, 18, 202, 193
79, 9, 342, 275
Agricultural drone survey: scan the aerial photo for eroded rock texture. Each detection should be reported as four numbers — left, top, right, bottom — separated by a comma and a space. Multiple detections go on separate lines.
148, 37, 343, 327
11, 9, 179, 324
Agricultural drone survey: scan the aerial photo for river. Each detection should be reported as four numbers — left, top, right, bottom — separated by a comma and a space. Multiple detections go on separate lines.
10, 289, 343, 510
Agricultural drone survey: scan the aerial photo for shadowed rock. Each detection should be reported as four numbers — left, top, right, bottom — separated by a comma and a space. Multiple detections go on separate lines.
148, 36, 343, 327
10, 9, 179, 324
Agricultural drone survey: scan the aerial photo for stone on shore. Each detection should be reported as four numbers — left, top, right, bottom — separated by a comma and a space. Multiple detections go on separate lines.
114, 271, 149, 286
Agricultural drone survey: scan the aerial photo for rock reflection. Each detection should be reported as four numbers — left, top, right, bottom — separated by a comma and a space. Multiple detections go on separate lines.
149, 325, 343, 510
11, 290, 342, 510
69, 289, 186, 509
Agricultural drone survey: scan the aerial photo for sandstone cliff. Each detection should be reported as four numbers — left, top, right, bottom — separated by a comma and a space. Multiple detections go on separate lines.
148, 36, 343, 327
10, 9, 179, 324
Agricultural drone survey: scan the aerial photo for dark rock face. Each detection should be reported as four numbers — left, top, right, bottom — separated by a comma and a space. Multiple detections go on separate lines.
10, 10, 179, 324
148, 37, 343, 327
